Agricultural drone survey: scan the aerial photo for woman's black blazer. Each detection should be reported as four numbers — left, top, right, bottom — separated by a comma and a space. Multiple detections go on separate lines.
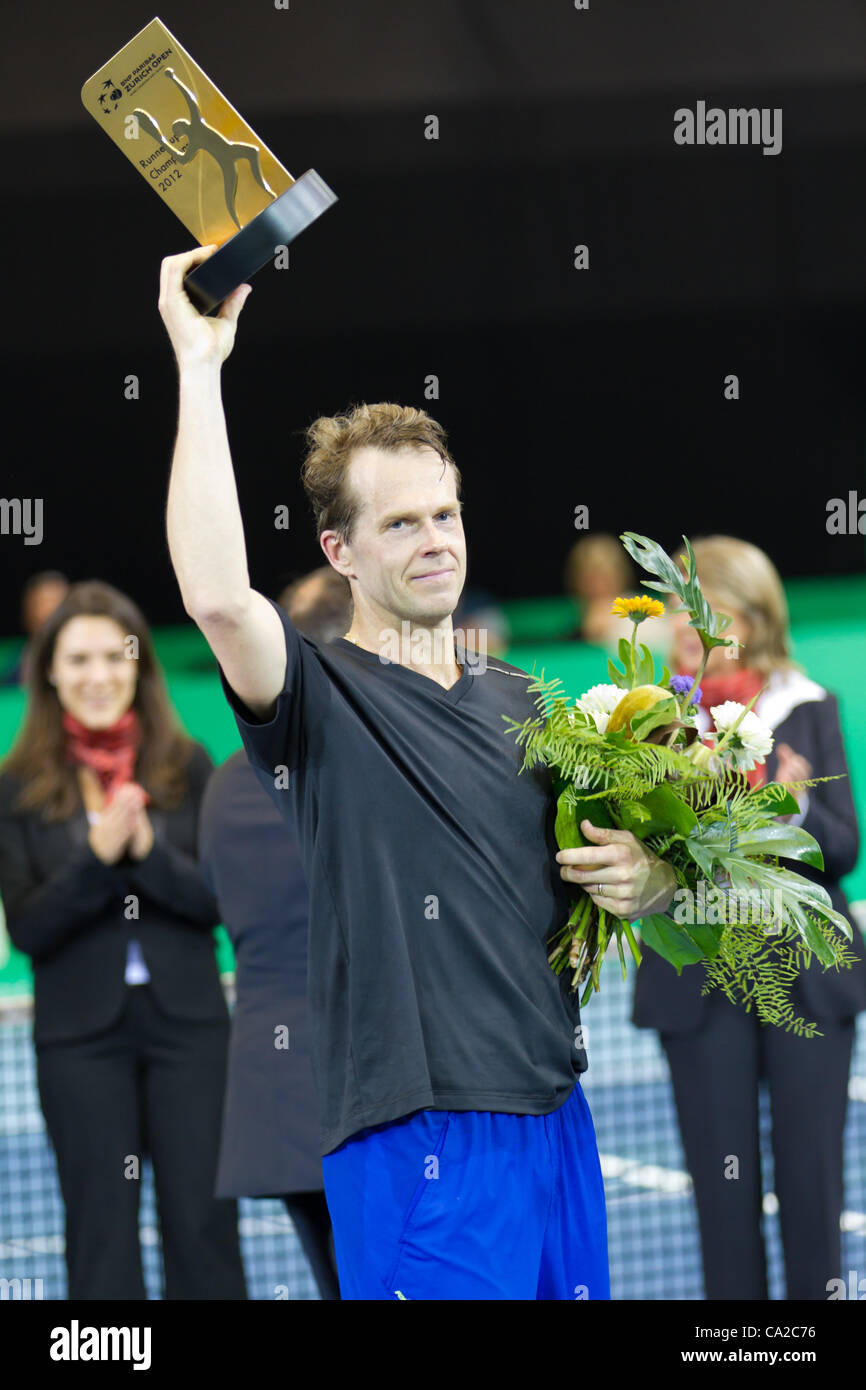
0, 742, 226, 1043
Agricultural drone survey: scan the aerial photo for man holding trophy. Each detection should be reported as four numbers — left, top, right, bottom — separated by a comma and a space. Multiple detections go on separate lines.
158, 242, 678, 1300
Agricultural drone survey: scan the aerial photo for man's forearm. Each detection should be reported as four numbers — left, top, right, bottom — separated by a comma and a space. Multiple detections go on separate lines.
166, 363, 252, 618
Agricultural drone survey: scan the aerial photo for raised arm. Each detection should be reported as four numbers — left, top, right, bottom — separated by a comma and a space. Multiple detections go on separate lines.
159, 246, 285, 719
164, 68, 201, 122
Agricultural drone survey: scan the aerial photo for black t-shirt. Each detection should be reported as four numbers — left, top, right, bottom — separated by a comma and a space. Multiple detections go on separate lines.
217, 599, 587, 1154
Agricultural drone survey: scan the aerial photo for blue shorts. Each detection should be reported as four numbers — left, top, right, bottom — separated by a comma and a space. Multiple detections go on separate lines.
320, 1080, 609, 1300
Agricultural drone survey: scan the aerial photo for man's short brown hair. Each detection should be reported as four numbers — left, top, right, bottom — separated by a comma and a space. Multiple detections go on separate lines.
301, 402, 461, 544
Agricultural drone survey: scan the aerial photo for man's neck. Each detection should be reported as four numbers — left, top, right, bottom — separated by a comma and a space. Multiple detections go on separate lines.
343, 618, 462, 690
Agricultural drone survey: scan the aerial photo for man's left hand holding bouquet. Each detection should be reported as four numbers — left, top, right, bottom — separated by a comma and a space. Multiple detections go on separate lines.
556, 820, 677, 921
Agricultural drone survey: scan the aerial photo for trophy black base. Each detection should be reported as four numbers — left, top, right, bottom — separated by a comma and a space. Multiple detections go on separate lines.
182, 168, 338, 316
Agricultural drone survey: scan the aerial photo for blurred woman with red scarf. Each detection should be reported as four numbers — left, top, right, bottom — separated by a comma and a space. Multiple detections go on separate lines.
633, 536, 866, 1300
0, 581, 246, 1299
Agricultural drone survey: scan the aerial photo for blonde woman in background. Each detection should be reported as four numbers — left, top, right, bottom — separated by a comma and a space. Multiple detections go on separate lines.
564, 534, 637, 646
632, 535, 866, 1300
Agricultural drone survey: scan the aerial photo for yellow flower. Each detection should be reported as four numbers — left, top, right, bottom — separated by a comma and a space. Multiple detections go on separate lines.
610, 594, 665, 622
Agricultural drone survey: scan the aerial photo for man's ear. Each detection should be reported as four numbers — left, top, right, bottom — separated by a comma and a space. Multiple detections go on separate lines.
320, 529, 351, 575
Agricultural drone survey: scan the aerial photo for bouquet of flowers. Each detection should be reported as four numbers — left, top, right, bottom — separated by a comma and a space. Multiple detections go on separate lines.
504, 532, 859, 1036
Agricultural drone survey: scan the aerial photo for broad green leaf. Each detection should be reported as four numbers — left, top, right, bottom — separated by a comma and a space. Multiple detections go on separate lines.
725, 860, 830, 961
746, 782, 802, 818
555, 791, 615, 850
607, 657, 629, 689
733, 824, 824, 871
638, 783, 699, 837
555, 794, 586, 850
692, 817, 817, 861
682, 831, 849, 962
725, 859, 851, 962
618, 800, 653, 835
683, 834, 723, 880
638, 913, 705, 972
617, 785, 698, 841
636, 643, 655, 685
604, 728, 637, 750
680, 919, 725, 958
621, 530, 735, 652
689, 623, 732, 650
620, 533, 685, 594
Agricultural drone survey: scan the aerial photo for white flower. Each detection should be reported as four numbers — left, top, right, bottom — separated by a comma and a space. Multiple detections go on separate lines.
574, 683, 623, 734
710, 701, 774, 772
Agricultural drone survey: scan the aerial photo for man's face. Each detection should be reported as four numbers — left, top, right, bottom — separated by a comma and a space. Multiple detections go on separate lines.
328, 445, 467, 628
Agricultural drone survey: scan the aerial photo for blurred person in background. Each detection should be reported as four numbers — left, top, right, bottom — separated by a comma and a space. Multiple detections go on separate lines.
0, 571, 70, 687
564, 534, 637, 646
632, 535, 866, 1300
451, 585, 510, 659
198, 565, 352, 1301
0, 581, 246, 1300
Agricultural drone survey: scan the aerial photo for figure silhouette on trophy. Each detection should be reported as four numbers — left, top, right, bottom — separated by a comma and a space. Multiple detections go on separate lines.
133, 67, 277, 230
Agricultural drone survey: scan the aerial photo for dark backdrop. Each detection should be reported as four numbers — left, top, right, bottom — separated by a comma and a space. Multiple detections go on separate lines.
3, 2, 866, 631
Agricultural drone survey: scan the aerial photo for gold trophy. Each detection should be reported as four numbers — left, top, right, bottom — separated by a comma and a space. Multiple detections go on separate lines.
81, 17, 337, 314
